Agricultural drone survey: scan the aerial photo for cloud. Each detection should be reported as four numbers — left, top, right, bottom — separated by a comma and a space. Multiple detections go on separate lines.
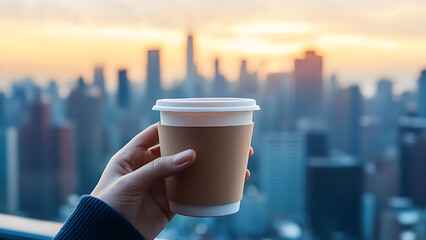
2, 0, 426, 40
42, 23, 182, 42
1, 0, 426, 88
198, 36, 304, 55
316, 34, 398, 50
230, 21, 311, 35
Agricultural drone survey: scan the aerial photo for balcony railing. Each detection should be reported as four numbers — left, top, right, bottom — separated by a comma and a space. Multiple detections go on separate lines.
0, 213, 62, 240
0, 213, 169, 240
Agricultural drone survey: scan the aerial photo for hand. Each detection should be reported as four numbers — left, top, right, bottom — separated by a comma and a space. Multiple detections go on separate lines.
91, 123, 254, 240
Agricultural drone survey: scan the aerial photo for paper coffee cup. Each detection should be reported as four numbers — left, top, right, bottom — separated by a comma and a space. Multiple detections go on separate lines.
153, 98, 259, 217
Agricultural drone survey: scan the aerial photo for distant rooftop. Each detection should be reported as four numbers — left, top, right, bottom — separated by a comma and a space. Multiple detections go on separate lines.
399, 116, 426, 129
308, 155, 359, 167
0, 213, 62, 238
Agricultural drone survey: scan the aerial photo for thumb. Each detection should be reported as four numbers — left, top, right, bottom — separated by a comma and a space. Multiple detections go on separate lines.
127, 149, 196, 191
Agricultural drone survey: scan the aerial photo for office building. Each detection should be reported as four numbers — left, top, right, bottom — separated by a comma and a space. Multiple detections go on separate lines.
19, 96, 55, 219
144, 50, 162, 122
306, 131, 329, 158
307, 156, 363, 240
186, 34, 196, 80
259, 131, 306, 222
0, 130, 5, 212
17, 89, 75, 220
146, 50, 162, 101
333, 85, 362, 156
364, 156, 399, 212
49, 124, 75, 208
374, 79, 396, 149
94, 66, 106, 98
326, 75, 342, 150
184, 34, 204, 97
238, 60, 259, 97
67, 77, 103, 195
262, 72, 293, 130
213, 58, 229, 96
232, 185, 268, 237
294, 50, 323, 121
6, 127, 19, 215
398, 116, 426, 207
417, 70, 426, 117
0, 92, 5, 212
117, 69, 131, 109
378, 197, 421, 240
46, 81, 66, 126
359, 116, 381, 163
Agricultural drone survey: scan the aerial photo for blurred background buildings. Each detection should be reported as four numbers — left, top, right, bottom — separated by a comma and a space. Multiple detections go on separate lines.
0, 32, 426, 240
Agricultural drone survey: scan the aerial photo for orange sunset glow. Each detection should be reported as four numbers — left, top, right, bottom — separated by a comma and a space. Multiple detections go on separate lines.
1, 0, 426, 95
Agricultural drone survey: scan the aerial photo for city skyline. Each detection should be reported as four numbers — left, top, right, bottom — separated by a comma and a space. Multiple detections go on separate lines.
1, 26, 426, 238
1, 34, 425, 99
3, 1, 426, 239
1, 0, 426, 96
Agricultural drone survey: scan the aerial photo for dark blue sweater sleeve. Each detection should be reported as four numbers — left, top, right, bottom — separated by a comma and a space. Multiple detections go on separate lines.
53, 195, 145, 240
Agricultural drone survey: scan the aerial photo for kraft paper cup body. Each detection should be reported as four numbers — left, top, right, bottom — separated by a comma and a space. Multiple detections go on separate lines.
153, 98, 259, 217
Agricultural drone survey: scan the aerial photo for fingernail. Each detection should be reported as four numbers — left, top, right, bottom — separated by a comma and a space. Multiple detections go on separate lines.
173, 149, 194, 165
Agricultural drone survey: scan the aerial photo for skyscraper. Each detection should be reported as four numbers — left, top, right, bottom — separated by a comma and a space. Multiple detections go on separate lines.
359, 116, 381, 163
0, 92, 5, 129
145, 49, 162, 108
374, 79, 396, 149
0, 92, 6, 212
117, 69, 131, 109
186, 34, 196, 80
184, 34, 203, 97
46, 81, 65, 126
262, 72, 293, 130
9, 81, 34, 126
398, 116, 426, 206
325, 75, 340, 138
18, 90, 75, 220
294, 50, 323, 121
306, 131, 329, 158
67, 77, 103, 195
49, 124, 75, 210
333, 85, 362, 156
19, 94, 55, 219
213, 58, 228, 96
347, 86, 363, 156
6, 127, 19, 215
259, 131, 306, 222
238, 60, 258, 97
94, 66, 106, 98
144, 50, 162, 122
376, 79, 392, 106
417, 70, 426, 117
378, 197, 420, 240
307, 156, 363, 240
232, 186, 268, 237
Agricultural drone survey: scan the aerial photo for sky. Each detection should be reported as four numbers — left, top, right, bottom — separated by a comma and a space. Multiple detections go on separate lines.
1, 0, 426, 96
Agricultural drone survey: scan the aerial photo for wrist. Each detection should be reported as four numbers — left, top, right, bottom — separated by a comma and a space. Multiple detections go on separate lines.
54, 195, 144, 240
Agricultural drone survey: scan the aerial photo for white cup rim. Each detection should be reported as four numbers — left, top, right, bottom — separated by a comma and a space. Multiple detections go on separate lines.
152, 97, 260, 112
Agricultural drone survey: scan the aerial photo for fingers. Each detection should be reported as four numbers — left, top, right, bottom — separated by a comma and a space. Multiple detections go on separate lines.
148, 144, 161, 157
150, 145, 252, 159
125, 149, 196, 192
126, 123, 159, 150
246, 147, 253, 180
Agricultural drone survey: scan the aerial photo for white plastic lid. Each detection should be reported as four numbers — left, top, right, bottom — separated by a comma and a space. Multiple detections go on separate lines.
152, 98, 260, 112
